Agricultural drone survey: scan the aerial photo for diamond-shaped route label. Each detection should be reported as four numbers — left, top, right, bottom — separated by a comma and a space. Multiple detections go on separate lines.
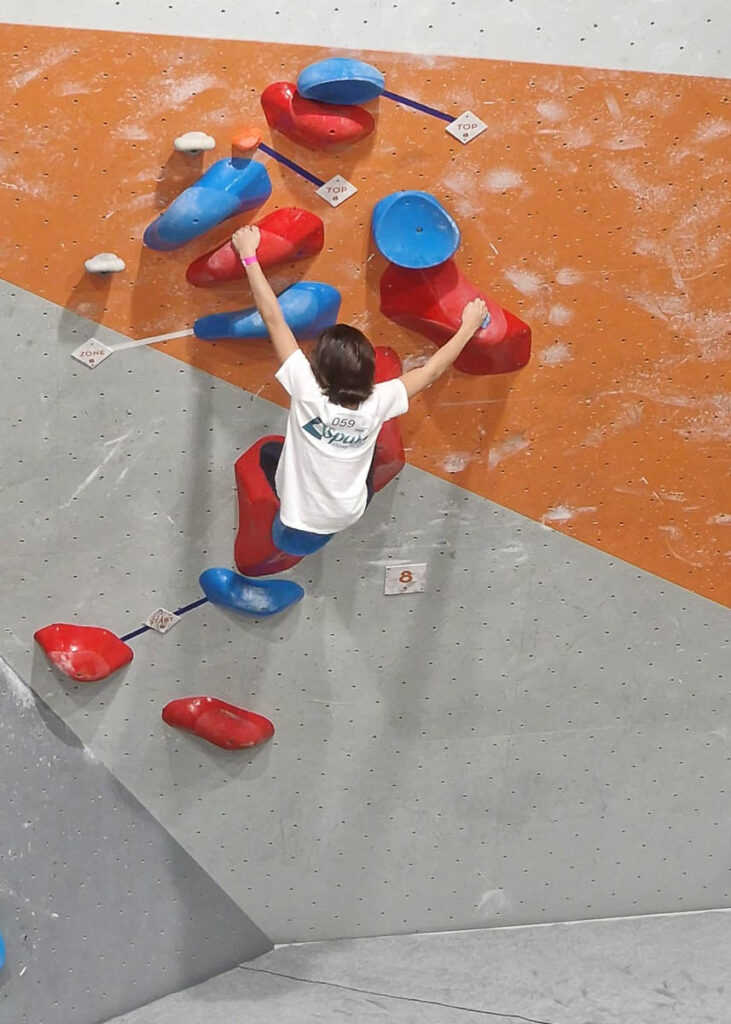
145, 608, 181, 634
446, 110, 488, 145
71, 339, 113, 368
315, 174, 358, 207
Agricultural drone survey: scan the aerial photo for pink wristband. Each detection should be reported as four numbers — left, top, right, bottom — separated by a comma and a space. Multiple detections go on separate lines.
243, 255, 258, 266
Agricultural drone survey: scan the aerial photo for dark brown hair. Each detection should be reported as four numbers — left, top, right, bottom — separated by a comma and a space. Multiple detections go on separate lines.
311, 324, 376, 408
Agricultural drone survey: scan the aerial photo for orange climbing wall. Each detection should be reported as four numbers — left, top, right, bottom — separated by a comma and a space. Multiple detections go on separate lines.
1, 25, 729, 605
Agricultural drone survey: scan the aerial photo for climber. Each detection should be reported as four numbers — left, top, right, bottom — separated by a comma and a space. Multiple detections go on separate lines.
231, 225, 487, 545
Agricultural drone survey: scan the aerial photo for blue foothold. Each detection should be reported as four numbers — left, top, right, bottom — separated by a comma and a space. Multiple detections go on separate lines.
143, 158, 272, 251
297, 57, 385, 106
194, 281, 342, 341
200, 568, 304, 616
372, 191, 460, 269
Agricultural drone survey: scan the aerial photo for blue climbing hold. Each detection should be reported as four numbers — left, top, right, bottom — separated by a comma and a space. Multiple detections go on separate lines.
194, 281, 342, 341
372, 190, 460, 269
272, 514, 333, 556
200, 568, 304, 616
297, 57, 385, 106
143, 158, 272, 251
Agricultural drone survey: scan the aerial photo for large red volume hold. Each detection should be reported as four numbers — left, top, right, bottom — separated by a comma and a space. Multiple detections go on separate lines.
234, 435, 303, 577
34, 623, 133, 682
261, 82, 375, 150
380, 259, 531, 375
186, 207, 325, 287
372, 346, 406, 493
162, 696, 274, 750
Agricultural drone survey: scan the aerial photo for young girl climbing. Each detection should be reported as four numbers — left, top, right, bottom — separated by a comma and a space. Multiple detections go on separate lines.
232, 225, 487, 554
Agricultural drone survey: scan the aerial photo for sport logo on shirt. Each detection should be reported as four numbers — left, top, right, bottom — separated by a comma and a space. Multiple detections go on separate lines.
302, 416, 367, 447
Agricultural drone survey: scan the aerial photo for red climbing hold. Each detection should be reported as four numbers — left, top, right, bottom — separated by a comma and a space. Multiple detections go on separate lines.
162, 696, 274, 750
261, 82, 375, 150
234, 435, 304, 577
372, 346, 406, 493
34, 623, 133, 682
380, 259, 531, 375
186, 207, 325, 287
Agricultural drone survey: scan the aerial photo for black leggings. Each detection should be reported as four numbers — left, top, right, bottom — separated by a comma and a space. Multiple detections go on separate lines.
260, 441, 376, 506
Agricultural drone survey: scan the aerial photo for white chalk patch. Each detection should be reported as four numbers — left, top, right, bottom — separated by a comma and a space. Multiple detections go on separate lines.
538, 341, 573, 367
556, 267, 584, 286
693, 118, 731, 144
542, 505, 597, 524
503, 268, 544, 296
537, 100, 567, 122
442, 452, 472, 474
488, 434, 530, 469
548, 304, 573, 326
709, 514, 731, 525
0, 659, 35, 708
483, 168, 523, 192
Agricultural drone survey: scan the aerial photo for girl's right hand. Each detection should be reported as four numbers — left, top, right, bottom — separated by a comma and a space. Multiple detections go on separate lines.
460, 298, 489, 333
232, 225, 261, 258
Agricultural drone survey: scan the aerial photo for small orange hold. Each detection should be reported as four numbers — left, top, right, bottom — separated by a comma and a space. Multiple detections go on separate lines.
232, 125, 263, 152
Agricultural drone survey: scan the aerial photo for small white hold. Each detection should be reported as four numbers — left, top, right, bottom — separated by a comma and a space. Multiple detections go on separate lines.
174, 131, 216, 154
84, 252, 125, 274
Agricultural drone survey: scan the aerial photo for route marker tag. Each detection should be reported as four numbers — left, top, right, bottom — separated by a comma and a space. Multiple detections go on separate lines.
446, 110, 487, 145
71, 339, 113, 368
316, 174, 358, 207
384, 563, 428, 596
145, 608, 181, 634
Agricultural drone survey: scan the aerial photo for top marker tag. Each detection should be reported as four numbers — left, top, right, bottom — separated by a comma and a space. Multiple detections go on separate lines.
446, 110, 488, 145
315, 174, 358, 207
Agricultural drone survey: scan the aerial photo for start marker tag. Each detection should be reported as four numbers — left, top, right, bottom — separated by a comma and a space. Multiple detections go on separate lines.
71, 339, 113, 368
446, 110, 488, 145
316, 174, 358, 207
145, 608, 181, 634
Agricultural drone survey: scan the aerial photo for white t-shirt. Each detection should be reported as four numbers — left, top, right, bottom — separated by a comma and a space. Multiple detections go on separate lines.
274, 349, 408, 534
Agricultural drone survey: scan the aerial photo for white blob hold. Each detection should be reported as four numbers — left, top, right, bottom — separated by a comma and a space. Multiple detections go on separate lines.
84, 252, 125, 274
483, 168, 524, 192
539, 341, 573, 366
442, 452, 471, 474
174, 131, 216, 154
548, 304, 573, 326
556, 267, 584, 286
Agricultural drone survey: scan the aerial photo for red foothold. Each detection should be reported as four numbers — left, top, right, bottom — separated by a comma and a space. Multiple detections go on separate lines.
162, 696, 274, 750
372, 346, 406, 493
186, 207, 325, 287
34, 623, 133, 682
261, 82, 375, 150
380, 259, 531, 375
234, 435, 304, 577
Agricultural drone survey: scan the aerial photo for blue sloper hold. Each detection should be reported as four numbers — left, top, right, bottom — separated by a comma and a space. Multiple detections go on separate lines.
194, 281, 341, 341
200, 568, 304, 616
143, 158, 272, 251
297, 57, 385, 105
372, 190, 461, 269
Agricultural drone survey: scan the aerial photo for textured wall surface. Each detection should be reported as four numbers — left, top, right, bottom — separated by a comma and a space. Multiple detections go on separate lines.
1, 0, 728, 77
2, 282, 728, 948
0, 656, 271, 1024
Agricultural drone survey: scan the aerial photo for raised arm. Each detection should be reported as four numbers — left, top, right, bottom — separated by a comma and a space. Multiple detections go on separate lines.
399, 298, 488, 399
231, 225, 299, 366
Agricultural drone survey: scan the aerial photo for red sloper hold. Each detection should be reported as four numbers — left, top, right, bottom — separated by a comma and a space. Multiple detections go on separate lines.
261, 82, 375, 150
34, 623, 133, 682
162, 697, 274, 750
380, 259, 531, 375
372, 346, 406, 493
186, 207, 325, 287
234, 435, 303, 577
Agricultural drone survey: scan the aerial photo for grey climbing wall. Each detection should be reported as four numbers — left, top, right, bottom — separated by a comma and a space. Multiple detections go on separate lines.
2, 280, 729, 948
0, 656, 271, 1024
